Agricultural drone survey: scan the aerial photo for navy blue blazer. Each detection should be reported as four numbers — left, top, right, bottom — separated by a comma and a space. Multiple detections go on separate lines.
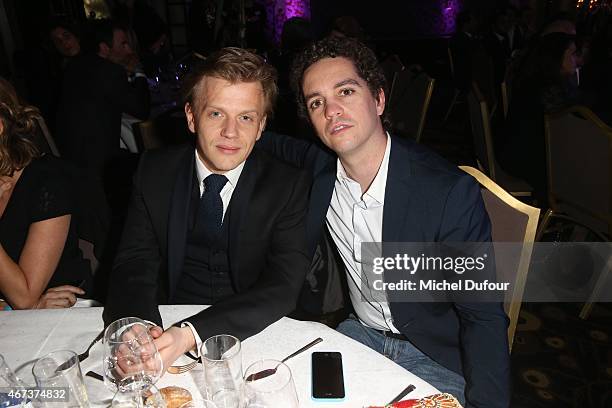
259, 133, 510, 408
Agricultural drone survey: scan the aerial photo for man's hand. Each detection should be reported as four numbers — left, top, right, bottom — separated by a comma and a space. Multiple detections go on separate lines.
35, 285, 85, 309
150, 326, 196, 372
113, 323, 163, 382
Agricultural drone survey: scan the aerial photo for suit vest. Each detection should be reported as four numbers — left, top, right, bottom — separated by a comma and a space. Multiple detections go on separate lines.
172, 173, 235, 304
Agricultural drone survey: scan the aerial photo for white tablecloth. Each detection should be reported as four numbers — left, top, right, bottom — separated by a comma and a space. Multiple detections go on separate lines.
0, 305, 439, 407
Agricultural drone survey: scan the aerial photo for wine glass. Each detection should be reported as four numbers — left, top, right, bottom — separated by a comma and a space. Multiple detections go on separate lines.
103, 318, 163, 395
111, 384, 166, 408
241, 360, 298, 408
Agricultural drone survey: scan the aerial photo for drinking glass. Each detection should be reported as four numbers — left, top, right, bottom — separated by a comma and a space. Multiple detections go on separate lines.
178, 399, 218, 408
200, 335, 242, 408
103, 318, 163, 393
241, 360, 298, 408
111, 384, 166, 408
31, 350, 89, 407
0, 354, 27, 407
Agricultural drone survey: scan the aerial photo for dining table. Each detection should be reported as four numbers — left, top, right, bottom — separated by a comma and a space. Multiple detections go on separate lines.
0, 305, 440, 407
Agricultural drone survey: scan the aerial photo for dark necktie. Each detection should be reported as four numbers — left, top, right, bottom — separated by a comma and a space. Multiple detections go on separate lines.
196, 174, 228, 243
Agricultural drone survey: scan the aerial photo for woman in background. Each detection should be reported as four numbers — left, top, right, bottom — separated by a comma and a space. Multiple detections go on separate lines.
498, 32, 578, 207
0, 78, 90, 309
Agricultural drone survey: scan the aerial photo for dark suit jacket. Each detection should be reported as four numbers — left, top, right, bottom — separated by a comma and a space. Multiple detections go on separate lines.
103, 143, 312, 341
56, 53, 150, 176
259, 133, 510, 408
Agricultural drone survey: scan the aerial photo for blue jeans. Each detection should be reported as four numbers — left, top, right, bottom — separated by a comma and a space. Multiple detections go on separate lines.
337, 317, 466, 405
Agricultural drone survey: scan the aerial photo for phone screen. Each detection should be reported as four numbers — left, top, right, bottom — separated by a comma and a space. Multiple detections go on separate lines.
311, 351, 345, 399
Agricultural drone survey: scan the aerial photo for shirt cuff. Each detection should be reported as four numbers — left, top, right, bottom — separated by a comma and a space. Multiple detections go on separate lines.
181, 321, 202, 358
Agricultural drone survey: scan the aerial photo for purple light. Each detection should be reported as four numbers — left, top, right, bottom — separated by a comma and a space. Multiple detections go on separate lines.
259, 0, 310, 43
442, 0, 461, 34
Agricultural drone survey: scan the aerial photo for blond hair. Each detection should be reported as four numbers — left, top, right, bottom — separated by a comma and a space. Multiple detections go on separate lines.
182, 47, 278, 116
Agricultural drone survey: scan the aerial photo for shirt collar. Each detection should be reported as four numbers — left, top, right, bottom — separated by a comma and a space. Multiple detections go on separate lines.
336, 132, 391, 204
194, 149, 244, 189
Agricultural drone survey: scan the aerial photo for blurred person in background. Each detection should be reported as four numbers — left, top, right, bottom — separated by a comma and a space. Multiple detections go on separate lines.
112, 0, 171, 75
55, 19, 151, 301
49, 18, 82, 62
498, 33, 579, 207
450, 10, 481, 92
484, 7, 513, 85
0, 78, 90, 310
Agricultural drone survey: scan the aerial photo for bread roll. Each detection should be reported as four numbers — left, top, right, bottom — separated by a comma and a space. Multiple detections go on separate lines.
156, 386, 192, 408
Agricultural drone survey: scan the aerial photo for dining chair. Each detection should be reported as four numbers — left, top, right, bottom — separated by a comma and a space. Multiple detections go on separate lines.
33, 115, 61, 157
467, 83, 533, 198
78, 238, 99, 275
443, 47, 463, 123
500, 80, 510, 120
388, 65, 435, 143
460, 165, 540, 351
380, 54, 405, 107
133, 120, 163, 151
471, 51, 499, 121
536, 106, 612, 318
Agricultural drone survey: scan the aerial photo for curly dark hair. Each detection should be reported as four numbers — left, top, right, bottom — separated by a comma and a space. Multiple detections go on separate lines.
0, 78, 40, 177
290, 35, 390, 129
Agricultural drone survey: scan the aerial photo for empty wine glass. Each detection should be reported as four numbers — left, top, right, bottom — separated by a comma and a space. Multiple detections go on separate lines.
241, 360, 298, 408
103, 318, 163, 395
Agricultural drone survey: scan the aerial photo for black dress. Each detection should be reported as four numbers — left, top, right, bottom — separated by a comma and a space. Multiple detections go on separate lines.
0, 155, 91, 300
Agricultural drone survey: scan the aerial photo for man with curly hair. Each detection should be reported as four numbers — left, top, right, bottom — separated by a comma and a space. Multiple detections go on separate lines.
261, 36, 510, 407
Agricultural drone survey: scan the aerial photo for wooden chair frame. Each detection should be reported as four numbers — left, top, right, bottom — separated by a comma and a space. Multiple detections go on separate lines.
468, 83, 532, 197
415, 75, 435, 144
34, 115, 60, 157
537, 106, 612, 319
460, 165, 540, 350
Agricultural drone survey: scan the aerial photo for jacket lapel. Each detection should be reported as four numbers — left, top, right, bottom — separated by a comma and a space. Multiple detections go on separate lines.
382, 136, 414, 244
226, 150, 260, 290
167, 149, 194, 299
308, 159, 336, 255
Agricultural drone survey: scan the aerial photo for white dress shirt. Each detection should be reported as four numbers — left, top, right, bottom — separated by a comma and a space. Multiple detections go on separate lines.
194, 150, 244, 219
325, 133, 399, 333
183, 150, 245, 356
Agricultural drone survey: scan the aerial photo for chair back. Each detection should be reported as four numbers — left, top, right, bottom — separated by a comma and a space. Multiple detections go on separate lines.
471, 50, 498, 116
380, 54, 405, 106
500, 80, 510, 120
467, 83, 496, 180
460, 166, 540, 350
78, 238, 99, 275
33, 115, 60, 156
545, 106, 612, 238
389, 66, 435, 143
133, 120, 163, 151
447, 47, 455, 79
